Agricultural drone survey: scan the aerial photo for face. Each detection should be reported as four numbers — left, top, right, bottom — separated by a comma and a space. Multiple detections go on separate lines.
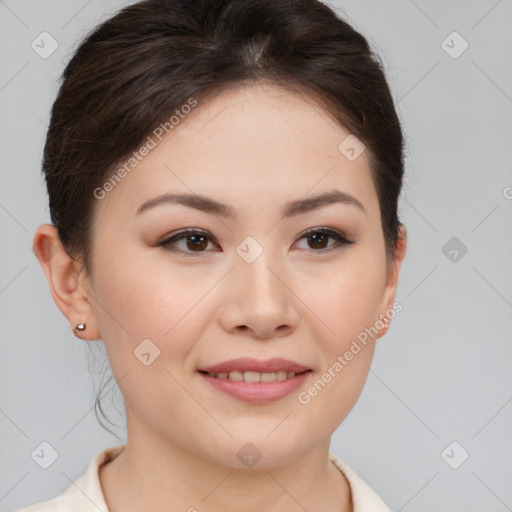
72, 83, 404, 467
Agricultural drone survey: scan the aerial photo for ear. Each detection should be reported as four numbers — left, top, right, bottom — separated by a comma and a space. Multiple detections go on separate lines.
32, 224, 101, 340
377, 224, 407, 339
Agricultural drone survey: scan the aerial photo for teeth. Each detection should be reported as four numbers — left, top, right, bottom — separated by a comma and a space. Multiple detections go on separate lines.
244, 371, 261, 383
208, 370, 301, 382
277, 371, 288, 381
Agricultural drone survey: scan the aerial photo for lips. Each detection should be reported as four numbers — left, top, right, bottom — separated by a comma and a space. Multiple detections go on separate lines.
199, 367, 312, 403
198, 357, 310, 374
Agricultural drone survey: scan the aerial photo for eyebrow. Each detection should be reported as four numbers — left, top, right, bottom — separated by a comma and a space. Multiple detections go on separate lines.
136, 189, 366, 218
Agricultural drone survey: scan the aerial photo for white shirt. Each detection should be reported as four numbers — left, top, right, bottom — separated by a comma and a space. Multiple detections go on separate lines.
15, 444, 392, 511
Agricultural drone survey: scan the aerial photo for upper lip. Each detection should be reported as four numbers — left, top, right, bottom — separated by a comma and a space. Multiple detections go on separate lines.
199, 358, 311, 374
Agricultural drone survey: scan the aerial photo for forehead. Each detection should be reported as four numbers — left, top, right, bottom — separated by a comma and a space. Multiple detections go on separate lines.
94, 82, 378, 220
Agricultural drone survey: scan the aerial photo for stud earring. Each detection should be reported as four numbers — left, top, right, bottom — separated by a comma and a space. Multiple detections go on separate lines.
74, 323, 86, 333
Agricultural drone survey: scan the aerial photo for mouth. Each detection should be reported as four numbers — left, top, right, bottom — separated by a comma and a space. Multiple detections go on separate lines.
198, 369, 312, 382
196, 358, 313, 403
198, 369, 312, 403
198, 357, 311, 375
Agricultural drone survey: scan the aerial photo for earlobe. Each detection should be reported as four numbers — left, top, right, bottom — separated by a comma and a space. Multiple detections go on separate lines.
32, 224, 101, 340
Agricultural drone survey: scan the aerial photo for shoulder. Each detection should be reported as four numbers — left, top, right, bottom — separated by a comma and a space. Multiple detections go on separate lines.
13, 444, 126, 512
329, 451, 392, 512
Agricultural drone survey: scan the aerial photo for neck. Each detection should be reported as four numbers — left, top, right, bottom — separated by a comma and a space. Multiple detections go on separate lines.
99, 422, 353, 512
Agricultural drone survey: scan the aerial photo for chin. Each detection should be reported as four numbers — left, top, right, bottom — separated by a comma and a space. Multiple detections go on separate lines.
212, 432, 314, 470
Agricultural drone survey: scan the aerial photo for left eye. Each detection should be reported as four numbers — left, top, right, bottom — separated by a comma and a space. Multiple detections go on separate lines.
157, 227, 354, 257
294, 227, 354, 251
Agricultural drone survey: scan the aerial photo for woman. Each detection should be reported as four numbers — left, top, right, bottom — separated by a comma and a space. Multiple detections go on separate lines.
23, 0, 407, 510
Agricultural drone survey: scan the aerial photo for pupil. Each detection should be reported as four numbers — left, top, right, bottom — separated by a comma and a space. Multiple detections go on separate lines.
187, 235, 207, 251
310, 233, 327, 249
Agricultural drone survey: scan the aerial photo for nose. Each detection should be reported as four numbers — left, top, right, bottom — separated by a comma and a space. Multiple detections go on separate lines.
218, 248, 300, 340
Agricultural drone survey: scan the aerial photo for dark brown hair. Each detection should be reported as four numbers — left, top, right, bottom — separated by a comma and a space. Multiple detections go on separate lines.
42, 0, 405, 434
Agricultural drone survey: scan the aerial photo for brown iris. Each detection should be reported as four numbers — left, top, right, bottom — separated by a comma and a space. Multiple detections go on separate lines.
185, 234, 208, 251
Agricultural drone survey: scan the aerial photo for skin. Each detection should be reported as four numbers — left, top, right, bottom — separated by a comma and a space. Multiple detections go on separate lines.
33, 82, 406, 512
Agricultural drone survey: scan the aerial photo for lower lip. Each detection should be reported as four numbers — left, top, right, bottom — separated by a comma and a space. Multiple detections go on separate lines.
198, 371, 311, 403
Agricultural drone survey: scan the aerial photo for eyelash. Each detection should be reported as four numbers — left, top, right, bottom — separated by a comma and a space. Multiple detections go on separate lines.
157, 227, 355, 257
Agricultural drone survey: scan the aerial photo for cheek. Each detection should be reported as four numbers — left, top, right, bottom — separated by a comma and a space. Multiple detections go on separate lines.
294, 258, 384, 431
300, 251, 386, 345
90, 245, 209, 366
89, 253, 204, 420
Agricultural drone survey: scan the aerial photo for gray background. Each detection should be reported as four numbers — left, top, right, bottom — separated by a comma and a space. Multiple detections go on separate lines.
1, 0, 511, 510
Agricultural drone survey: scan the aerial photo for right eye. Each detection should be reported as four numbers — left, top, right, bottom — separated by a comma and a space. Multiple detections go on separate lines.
157, 228, 219, 257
